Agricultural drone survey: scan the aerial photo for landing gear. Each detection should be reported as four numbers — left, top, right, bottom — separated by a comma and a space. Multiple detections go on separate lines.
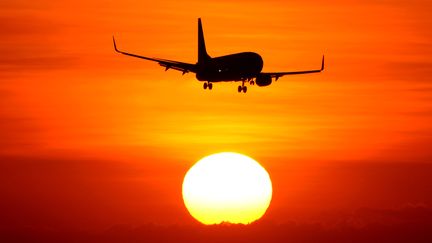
203, 82, 213, 90
237, 79, 249, 93
238, 85, 247, 93
250, 80, 255, 85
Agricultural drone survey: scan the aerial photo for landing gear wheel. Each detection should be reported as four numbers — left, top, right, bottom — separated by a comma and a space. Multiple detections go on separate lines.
208, 83, 213, 90
250, 81, 255, 85
238, 85, 242, 93
242, 86, 247, 93
203, 82, 208, 89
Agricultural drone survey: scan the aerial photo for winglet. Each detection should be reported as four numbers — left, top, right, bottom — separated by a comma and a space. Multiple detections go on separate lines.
321, 55, 325, 71
113, 36, 119, 53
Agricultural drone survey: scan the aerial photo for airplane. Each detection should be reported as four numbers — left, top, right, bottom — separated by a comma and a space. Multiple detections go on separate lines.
113, 18, 324, 93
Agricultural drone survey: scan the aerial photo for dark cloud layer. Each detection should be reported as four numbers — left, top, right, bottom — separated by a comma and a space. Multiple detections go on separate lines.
1, 205, 431, 243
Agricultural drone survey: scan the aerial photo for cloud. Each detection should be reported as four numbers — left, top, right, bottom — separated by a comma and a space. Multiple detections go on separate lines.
0, 91, 40, 153
385, 59, 432, 82
0, 153, 190, 231
0, 12, 77, 78
346, 204, 432, 227
1, 205, 431, 243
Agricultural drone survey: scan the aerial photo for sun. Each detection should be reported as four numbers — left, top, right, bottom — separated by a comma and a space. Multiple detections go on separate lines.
182, 152, 272, 225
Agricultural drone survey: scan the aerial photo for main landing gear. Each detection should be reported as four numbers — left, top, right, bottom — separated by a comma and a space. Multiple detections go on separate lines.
203, 82, 213, 90
238, 80, 248, 93
237, 85, 247, 93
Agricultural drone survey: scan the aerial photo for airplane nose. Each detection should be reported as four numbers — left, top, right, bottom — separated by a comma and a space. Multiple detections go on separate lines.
255, 54, 264, 72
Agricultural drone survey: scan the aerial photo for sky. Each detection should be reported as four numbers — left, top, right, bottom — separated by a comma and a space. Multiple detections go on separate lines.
1, 0, 432, 242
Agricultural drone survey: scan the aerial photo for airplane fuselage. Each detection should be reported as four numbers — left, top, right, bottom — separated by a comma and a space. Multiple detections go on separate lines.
196, 52, 263, 82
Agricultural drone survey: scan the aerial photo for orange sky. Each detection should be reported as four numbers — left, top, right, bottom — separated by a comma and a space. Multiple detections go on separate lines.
1, 0, 432, 238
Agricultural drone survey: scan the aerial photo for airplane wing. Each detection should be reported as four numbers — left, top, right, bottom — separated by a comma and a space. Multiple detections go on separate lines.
113, 36, 197, 74
261, 55, 324, 80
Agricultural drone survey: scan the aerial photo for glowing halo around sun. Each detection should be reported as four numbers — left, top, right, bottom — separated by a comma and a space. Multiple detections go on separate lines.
182, 152, 272, 225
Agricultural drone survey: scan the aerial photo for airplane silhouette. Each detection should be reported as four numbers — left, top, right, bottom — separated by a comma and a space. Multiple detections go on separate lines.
113, 18, 324, 93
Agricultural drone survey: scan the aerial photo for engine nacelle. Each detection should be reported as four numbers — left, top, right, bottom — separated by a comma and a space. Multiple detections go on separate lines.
255, 74, 272, 87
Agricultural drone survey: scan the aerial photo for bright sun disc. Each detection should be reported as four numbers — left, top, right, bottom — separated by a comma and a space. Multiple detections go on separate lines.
182, 152, 272, 225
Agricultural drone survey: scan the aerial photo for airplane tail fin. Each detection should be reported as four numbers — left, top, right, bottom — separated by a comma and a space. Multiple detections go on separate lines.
198, 18, 211, 64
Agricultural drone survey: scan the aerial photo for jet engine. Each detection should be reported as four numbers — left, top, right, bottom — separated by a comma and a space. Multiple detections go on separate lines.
255, 74, 272, 87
